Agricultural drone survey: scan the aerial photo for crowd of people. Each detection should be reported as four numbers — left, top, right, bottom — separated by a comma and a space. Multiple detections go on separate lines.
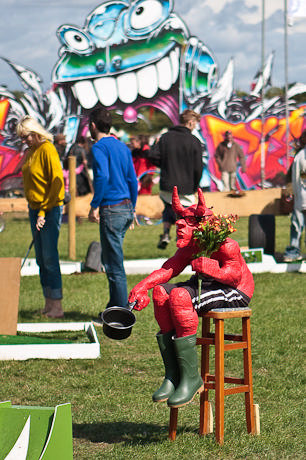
15, 107, 305, 323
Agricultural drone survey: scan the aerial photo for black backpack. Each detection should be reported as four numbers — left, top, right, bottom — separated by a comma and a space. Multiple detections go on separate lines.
84, 241, 102, 272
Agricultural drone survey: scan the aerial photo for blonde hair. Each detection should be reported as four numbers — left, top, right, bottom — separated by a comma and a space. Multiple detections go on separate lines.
179, 109, 201, 125
16, 116, 53, 142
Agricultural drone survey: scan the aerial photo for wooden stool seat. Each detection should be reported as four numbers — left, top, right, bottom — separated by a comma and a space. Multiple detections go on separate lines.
169, 307, 259, 444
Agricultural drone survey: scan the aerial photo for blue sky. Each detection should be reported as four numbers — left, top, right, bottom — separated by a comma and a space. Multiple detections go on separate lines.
1, 0, 305, 93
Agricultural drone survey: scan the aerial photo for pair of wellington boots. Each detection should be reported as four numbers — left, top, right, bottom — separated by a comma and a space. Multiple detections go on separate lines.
152, 330, 204, 408
41, 298, 64, 318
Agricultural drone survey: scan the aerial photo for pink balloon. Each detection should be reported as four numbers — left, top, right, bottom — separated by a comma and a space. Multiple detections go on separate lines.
123, 106, 138, 123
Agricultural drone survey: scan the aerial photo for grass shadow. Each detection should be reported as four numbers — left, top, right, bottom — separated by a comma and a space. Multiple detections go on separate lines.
19, 310, 95, 322
73, 421, 193, 445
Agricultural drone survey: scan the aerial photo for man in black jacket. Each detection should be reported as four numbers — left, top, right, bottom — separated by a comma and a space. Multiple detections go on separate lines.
148, 109, 203, 248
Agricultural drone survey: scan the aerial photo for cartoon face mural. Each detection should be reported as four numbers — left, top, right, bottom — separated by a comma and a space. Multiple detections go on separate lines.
0, 0, 306, 195
52, 0, 217, 124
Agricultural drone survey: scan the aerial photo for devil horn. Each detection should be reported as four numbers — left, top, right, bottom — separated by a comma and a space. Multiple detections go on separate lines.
172, 186, 185, 216
196, 187, 208, 216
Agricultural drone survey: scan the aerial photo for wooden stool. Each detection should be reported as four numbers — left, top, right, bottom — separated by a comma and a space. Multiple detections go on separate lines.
169, 307, 259, 444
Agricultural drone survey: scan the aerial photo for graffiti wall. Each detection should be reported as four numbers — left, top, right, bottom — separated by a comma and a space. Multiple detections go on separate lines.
0, 0, 305, 194
201, 107, 306, 191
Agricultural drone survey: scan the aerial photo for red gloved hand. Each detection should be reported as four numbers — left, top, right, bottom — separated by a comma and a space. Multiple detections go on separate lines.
191, 256, 219, 275
128, 288, 150, 311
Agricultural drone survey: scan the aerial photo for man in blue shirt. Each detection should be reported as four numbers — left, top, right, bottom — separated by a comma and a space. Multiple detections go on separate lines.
88, 107, 138, 310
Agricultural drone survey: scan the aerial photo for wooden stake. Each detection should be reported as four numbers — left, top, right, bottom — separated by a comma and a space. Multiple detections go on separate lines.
68, 156, 76, 260
0, 258, 21, 335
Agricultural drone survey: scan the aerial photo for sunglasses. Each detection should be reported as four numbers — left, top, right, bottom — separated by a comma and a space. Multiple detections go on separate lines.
177, 216, 203, 226
20, 133, 32, 141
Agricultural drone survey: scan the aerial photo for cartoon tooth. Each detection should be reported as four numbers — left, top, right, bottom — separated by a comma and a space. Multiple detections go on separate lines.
117, 72, 138, 103
94, 77, 118, 106
138, 65, 158, 98
73, 80, 98, 109
157, 56, 172, 91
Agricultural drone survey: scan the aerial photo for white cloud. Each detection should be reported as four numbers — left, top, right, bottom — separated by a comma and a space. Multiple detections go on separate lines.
179, 0, 282, 24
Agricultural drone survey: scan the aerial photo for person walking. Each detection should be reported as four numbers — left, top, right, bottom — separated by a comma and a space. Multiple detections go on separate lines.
16, 116, 65, 318
215, 130, 246, 192
67, 136, 93, 195
88, 108, 138, 312
283, 129, 306, 262
130, 134, 155, 195
148, 109, 203, 249
54, 133, 67, 162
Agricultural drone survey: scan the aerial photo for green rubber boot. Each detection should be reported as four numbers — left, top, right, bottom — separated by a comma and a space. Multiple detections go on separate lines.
152, 330, 180, 402
167, 334, 204, 408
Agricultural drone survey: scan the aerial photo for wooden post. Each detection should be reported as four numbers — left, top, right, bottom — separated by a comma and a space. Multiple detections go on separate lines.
0, 258, 21, 335
68, 156, 76, 260
243, 316, 255, 434
215, 318, 225, 444
199, 316, 211, 436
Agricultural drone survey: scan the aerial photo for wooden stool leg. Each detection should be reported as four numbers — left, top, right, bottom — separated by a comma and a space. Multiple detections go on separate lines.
242, 316, 255, 434
215, 318, 225, 444
199, 317, 211, 435
169, 408, 178, 440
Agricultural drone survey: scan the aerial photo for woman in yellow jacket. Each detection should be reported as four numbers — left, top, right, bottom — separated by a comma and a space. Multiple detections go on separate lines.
16, 116, 65, 318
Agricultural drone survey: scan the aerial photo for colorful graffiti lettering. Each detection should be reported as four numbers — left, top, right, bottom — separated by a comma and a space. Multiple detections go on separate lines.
201, 106, 306, 190
0, 99, 24, 194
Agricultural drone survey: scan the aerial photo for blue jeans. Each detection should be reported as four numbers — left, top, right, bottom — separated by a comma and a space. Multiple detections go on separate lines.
285, 208, 306, 256
29, 206, 63, 300
99, 200, 134, 308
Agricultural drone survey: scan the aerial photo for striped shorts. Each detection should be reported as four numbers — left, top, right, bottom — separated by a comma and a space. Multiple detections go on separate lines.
160, 275, 250, 313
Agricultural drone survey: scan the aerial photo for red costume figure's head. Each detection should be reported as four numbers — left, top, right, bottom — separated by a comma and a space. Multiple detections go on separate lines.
172, 186, 213, 248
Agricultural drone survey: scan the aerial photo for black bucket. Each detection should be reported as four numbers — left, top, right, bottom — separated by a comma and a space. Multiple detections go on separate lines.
101, 302, 136, 340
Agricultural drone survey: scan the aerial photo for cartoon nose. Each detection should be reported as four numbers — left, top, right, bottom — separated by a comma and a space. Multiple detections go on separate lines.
91, 19, 117, 42
96, 59, 105, 72
112, 56, 122, 70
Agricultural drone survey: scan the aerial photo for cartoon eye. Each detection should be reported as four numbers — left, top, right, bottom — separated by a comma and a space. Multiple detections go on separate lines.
58, 26, 93, 53
130, 0, 163, 30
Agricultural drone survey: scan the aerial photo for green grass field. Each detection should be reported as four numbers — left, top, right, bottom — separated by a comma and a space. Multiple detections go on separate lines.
0, 212, 305, 459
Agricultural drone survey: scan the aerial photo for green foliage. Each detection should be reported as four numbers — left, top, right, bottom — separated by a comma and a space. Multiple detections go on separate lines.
266, 84, 306, 104
265, 86, 284, 99
236, 85, 306, 104
12, 90, 25, 100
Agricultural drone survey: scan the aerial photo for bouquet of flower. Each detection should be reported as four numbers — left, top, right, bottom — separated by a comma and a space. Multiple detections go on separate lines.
193, 213, 238, 258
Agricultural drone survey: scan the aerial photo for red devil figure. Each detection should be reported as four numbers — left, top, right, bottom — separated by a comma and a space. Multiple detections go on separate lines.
128, 186, 254, 408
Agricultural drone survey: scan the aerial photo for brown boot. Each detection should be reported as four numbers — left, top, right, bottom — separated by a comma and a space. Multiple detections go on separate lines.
45, 299, 64, 318
40, 298, 53, 315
